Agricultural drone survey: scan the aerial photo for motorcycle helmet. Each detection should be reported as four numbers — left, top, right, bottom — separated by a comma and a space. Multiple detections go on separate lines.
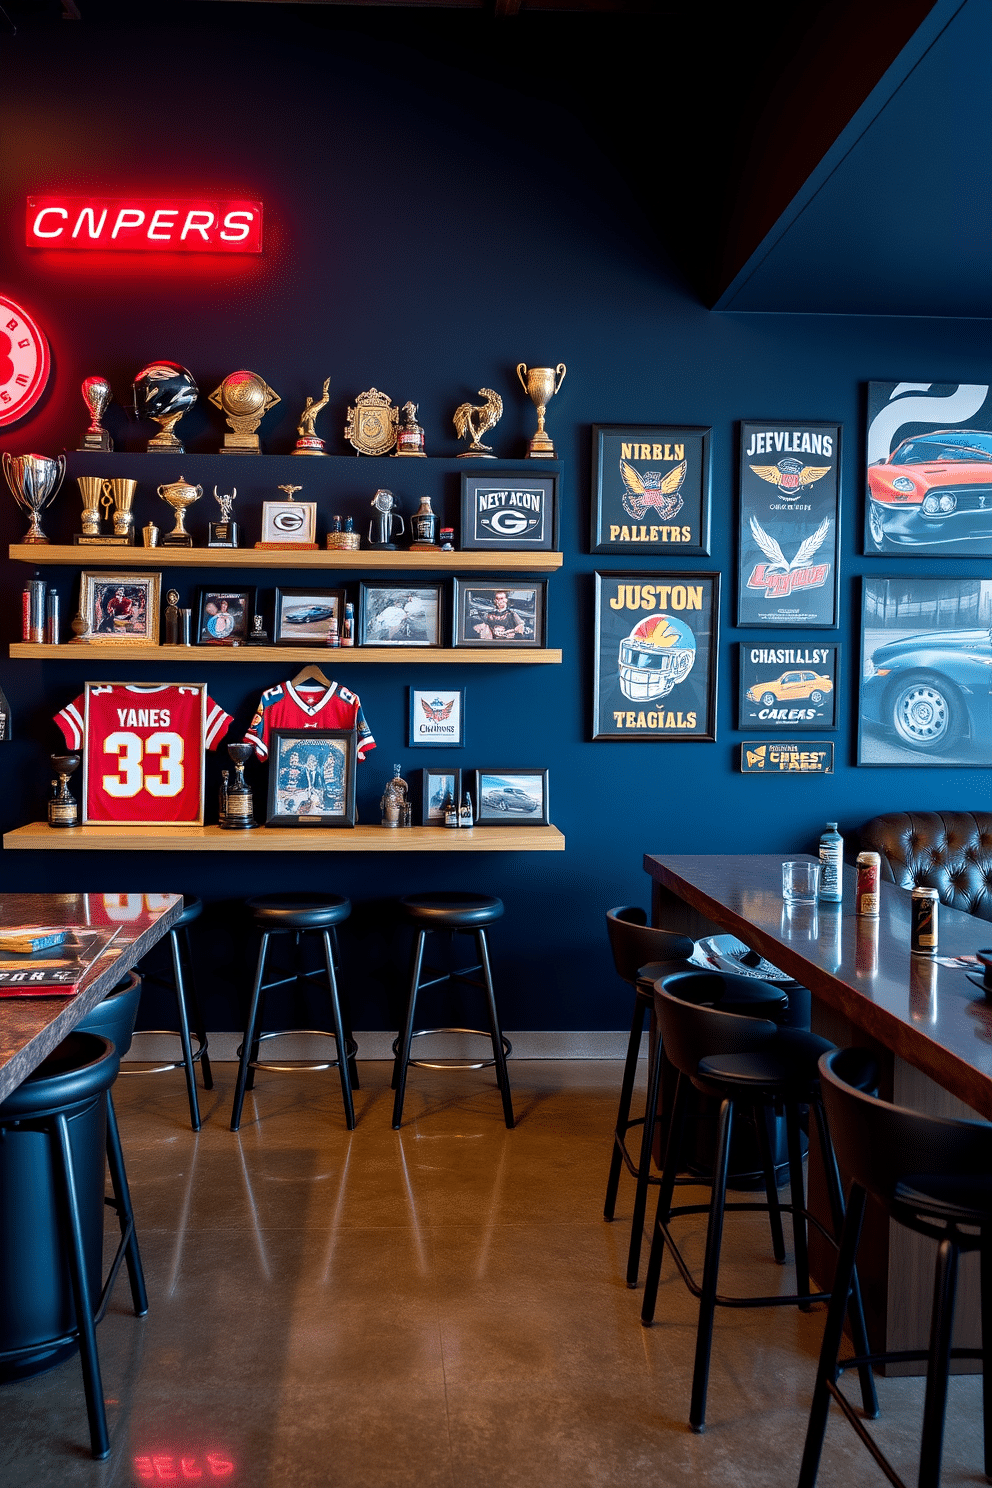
618, 613, 695, 702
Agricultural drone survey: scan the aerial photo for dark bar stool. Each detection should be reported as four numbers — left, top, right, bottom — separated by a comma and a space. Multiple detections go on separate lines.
230, 893, 357, 1132
0, 1029, 147, 1460
798, 1046, 992, 1488
130, 895, 212, 1131
391, 891, 513, 1131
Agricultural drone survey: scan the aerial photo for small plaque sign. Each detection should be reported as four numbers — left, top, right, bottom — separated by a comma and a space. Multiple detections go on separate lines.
740, 741, 834, 774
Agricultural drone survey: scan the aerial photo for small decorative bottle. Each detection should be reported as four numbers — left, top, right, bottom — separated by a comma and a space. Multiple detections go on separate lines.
410, 495, 439, 551
341, 602, 355, 646
459, 790, 474, 827
819, 821, 844, 902
444, 790, 459, 829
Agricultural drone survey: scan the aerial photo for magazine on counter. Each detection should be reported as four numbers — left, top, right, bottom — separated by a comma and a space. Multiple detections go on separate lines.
0, 925, 122, 997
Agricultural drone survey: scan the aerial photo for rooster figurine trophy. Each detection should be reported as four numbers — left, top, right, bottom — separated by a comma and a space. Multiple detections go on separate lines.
453, 387, 503, 458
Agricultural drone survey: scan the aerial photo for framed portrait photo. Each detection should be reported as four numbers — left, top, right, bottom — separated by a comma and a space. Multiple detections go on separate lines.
264, 728, 357, 826
359, 584, 443, 647
593, 572, 719, 741
80, 571, 160, 644
591, 424, 711, 556
460, 472, 557, 551
472, 769, 549, 826
273, 586, 346, 645
409, 687, 465, 748
452, 580, 546, 648
260, 497, 317, 546
738, 642, 839, 731
196, 587, 254, 647
417, 767, 461, 825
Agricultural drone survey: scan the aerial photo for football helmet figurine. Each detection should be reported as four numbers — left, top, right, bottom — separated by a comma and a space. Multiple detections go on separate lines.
618, 613, 696, 701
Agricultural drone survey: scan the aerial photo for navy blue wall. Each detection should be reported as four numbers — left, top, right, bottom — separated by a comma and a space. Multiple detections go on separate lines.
1, 11, 989, 1033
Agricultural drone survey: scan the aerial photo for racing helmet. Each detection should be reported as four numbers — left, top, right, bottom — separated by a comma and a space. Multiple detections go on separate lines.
618, 613, 695, 702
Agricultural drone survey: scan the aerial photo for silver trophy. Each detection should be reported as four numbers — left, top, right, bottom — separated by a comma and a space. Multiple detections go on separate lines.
3, 452, 66, 544
79, 376, 113, 452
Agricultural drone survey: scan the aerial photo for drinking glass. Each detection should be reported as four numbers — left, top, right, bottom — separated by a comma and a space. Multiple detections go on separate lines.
782, 860, 820, 904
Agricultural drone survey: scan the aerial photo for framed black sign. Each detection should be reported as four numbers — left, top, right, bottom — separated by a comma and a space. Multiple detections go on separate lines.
738, 642, 839, 731
592, 572, 719, 741
460, 472, 557, 550
737, 420, 841, 627
590, 424, 711, 555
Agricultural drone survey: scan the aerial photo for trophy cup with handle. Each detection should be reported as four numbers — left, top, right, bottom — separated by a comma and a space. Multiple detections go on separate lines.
3, 452, 66, 544
75, 475, 112, 543
516, 363, 566, 459
78, 375, 114, 453
157, 476, 202, 547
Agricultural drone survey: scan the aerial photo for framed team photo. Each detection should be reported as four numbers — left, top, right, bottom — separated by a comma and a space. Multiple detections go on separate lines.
472, 769, 550, 826
460, 472, 558, 551
408, 687, 465, 747
593, 572, 719, 741
260, 497, 317, 546
591, 424, 712, 556
417, 767, 461, 825
737, 420, 841, 628
196, 587, 254, 647
359, 584, 443, 646
80, 571, 160, 644
273, 586, 347, 645
264, 728, 357, 827
452, 580, 546, 648
738, 642, 839, 731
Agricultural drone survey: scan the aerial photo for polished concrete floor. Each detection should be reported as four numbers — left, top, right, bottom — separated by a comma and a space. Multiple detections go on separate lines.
0, 1059, 986, 1487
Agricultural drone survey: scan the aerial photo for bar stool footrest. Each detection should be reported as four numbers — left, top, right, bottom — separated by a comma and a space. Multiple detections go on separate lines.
117, 1027, 209, 1077
392, 1026, 512, 1071
237, 1027, 358, 1074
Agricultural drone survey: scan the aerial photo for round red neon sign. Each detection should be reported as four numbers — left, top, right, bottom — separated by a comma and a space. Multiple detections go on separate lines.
0, 294, 51, 428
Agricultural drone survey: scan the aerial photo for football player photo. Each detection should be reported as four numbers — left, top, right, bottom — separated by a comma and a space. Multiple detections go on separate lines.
80, 571, 161, 644
265, 729, 357, 827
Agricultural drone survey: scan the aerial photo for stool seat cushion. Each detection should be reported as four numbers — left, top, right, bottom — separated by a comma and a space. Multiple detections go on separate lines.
76, 972, 141, 1059
246, 893, 352, 929
399, 891, 504, 928
894, 1172, 992, 1225
696, 1031, 835, 1097
177, 896, 203, 928
0, 1032, 118, 1119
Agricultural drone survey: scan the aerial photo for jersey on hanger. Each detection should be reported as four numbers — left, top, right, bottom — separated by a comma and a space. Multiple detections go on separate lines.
244, 678, 375, 762
54, 683, 233, 825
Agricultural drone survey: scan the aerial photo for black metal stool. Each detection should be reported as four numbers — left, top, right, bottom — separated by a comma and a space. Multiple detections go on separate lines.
131, 895, 212, 1131
391, 891, 513, 1131
230, 893, 357, 1132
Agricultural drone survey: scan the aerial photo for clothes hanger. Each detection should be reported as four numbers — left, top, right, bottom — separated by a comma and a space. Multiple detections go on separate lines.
289, 663, 334, 689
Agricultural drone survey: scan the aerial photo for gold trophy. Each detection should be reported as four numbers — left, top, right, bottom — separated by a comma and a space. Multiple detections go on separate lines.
75, 475, 111, 544
78, 376, 113, 453
344, 389, 398, 456
293, 378, 331, 455
209, 370, 280, 454
132, 362, 198, 453
157, 476, 202, 547
453, 388, 503, 458
516, 363, 566, 458
109, 478, 138, 543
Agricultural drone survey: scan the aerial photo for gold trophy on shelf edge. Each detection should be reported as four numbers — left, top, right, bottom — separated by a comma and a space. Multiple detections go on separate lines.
293, 378, 331, 455
157, 475, 202, 547
78, 376, 114, 453
209, 370, 281, 454
3, 452, 66, 544
453, 388, 503, 458
75, 476, 111, 544
517, 362, 566, 458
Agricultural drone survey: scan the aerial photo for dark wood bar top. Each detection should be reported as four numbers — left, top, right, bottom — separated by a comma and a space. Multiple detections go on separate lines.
644, 853, 992, 1121
0, 892, 182, 1103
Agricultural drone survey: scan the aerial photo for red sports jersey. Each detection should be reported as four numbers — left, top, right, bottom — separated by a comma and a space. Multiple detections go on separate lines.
244, 678, 375, 762
54, 683, 232, 825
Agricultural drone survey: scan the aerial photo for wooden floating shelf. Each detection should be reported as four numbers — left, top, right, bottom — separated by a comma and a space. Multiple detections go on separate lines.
3, 822, 566, 853
9, 544, 563, 572
10, 643, 562, 665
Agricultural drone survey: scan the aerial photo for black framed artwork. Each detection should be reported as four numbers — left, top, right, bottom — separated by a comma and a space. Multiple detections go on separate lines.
451, 580, 546, 648
472, 769, 550, 826
358, 584, 443, 646
264, 728, 357, 826
196, 586, 255, 646
738, 642, 839, 731
459, 472, 557, 551
591, 424, 711, 555
273, 587, 346, 646
416, 767, 461, 825
737, 420, 841, 628
592, 572, 719, 741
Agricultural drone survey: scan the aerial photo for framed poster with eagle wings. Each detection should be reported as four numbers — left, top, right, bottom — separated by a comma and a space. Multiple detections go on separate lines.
408, 687, 465, 747
590, 425, 711, 555
737, 420, 841, 627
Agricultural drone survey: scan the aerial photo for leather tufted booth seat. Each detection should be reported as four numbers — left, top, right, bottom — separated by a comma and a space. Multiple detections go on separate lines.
859, 811, 992, 922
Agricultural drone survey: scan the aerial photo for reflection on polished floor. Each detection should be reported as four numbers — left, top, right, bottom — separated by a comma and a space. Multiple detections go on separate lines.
1, 1060, 985, 1487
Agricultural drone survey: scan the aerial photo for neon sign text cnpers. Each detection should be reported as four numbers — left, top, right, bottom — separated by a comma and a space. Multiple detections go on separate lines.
26, 197, 263, 253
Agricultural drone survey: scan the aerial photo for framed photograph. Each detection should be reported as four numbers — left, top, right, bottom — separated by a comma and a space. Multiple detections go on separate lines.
264, 728, 357, 826
472, 769, 549, 826
591, 424, 711, 555
273, 586, 346, 645
196, 587, 254, 647
417, 767, 461, 825
409, 687, 465, 748
737, 420, 841, 628
592, 572, 719, 741
261, 497, 317, 546
738, 642, 839, 731
80, 571, 160, 643
359, 584, 443, 647
452, 580, 546, 648
865, 382, 992, 556
460, 472, 558, 550
859, 577, 992, 766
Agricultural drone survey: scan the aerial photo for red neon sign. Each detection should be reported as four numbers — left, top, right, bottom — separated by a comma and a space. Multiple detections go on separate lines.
26, 197, 263, 253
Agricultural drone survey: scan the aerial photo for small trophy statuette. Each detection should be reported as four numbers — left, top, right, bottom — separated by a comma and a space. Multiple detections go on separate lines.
157, 476, 202, 547
453, 388, 502, 458
517, 362, 566, 458
410, 495, 439, 551
367, 489, 405, 550
3, 452, 66, 544
380, 764, 410, 828
345, 388, 398, 456
247, 613, 270, 646
132, 361, 199, 453
394, 401, 426, 457
209, 370, 280, 454
208, 486, 239, 548
164, 588, 181, 645
78, 376, 114, 453
49, 753, 80, 828
220, 742, 257, 829
293, 378, 331, 455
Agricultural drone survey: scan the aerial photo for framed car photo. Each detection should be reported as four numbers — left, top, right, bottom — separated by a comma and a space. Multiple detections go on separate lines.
196, 587, 254, 647
417, 767, 461, 825
591, 424, 711, 556
80, 571, 161, 644
359, 584, 443, 647
472, 769, 549, 826
738, 642, 839, 731
460, 472, 557, 551
409, 687, 465, 748
452, 580, 546, 648
273, 587, 346, 645
264, 728, 357, 826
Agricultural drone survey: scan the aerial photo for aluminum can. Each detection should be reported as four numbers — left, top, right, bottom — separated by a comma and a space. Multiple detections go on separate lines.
911, 886, 939, 956
23, 578, 45, 643
326, 617, 340, 648
45, 591, 60, 645
856, 851, 880, 917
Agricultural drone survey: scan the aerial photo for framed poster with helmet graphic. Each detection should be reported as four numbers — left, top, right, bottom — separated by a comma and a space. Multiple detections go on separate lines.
592, 572, 719, 741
